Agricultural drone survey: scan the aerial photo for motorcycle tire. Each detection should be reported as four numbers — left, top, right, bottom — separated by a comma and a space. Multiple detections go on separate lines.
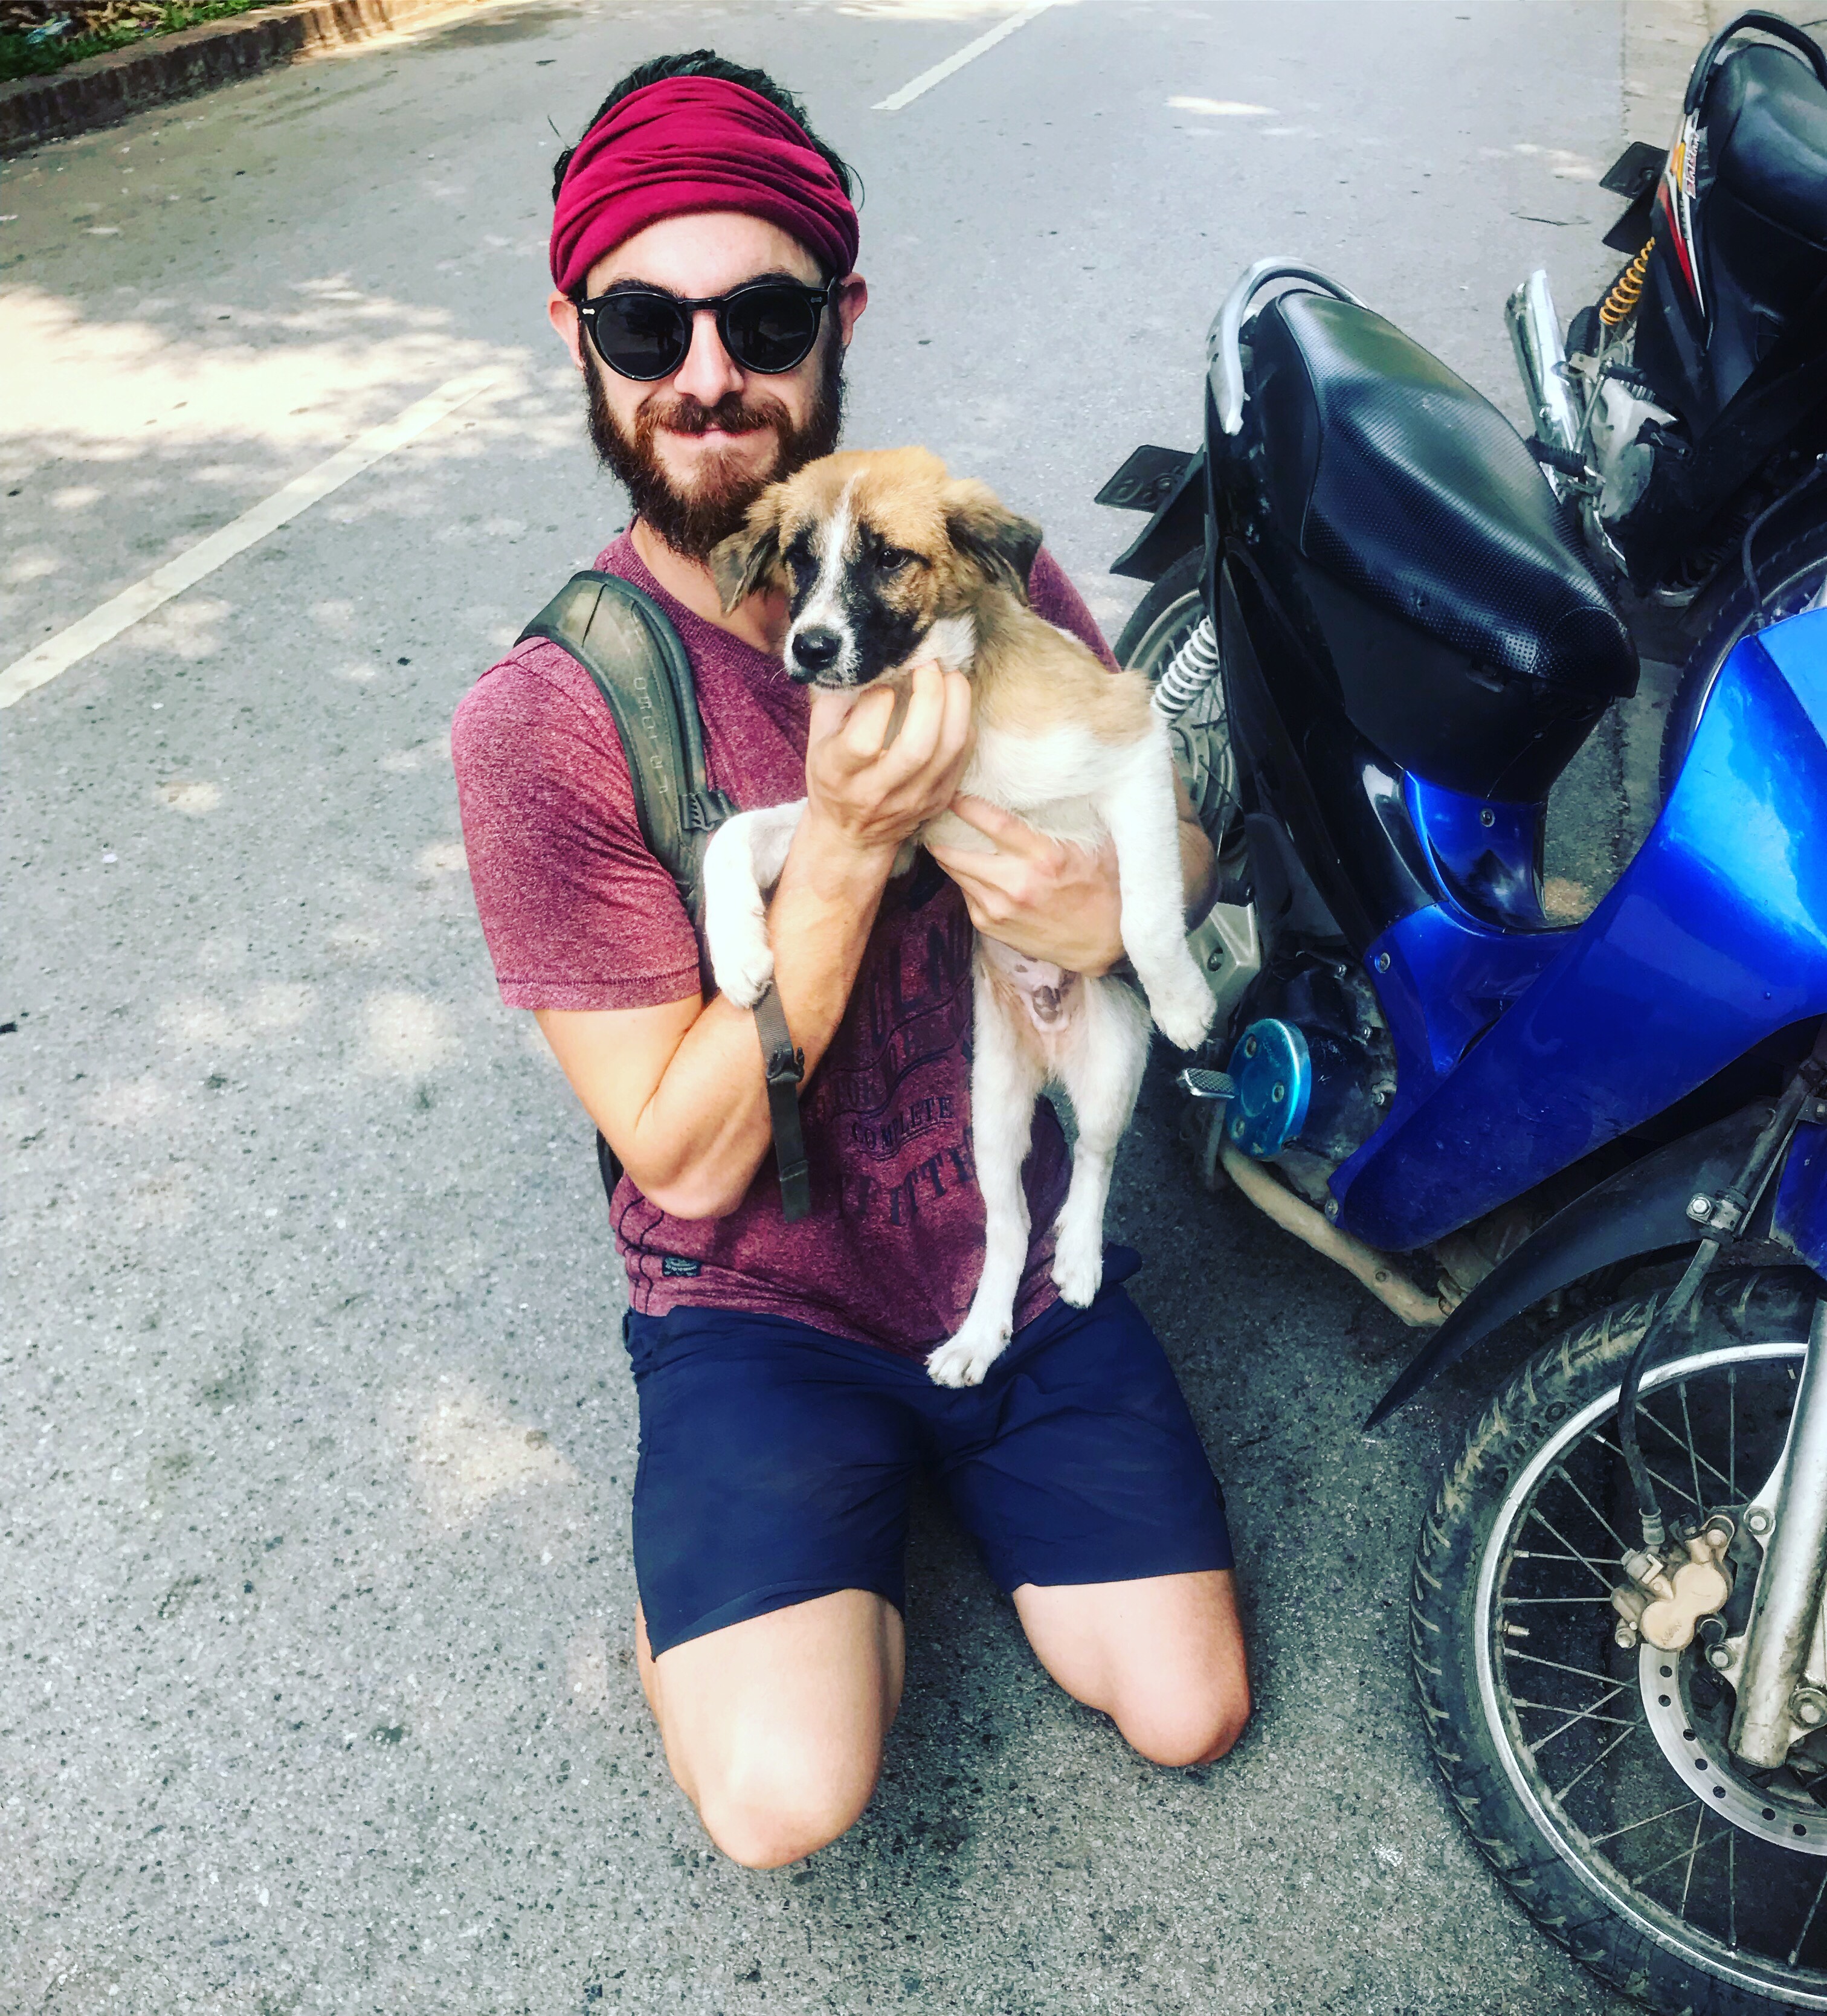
1114, 549, 1205, 671
1412, 1267, 1827, 2013
1114, 551, 1240, 851
1658, 517, 1827, 805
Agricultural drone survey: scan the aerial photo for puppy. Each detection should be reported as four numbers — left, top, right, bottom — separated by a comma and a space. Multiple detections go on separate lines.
703, 448, 1215, 1386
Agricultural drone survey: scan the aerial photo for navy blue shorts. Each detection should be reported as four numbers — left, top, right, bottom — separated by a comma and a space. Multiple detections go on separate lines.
623, 1249, 1233, 1658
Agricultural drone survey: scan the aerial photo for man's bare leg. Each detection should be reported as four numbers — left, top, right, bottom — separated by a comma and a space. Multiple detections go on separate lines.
635, 1589, 905, 1868
1013, 1569, 1249, 1766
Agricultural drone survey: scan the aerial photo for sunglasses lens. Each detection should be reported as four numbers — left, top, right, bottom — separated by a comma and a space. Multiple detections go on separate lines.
591, 293, 689, 380
723, 287, 820, 372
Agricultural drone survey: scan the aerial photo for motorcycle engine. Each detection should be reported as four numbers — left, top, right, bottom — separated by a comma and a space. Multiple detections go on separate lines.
1227, 950, 1395, 1166
1587, 370, 1680, 526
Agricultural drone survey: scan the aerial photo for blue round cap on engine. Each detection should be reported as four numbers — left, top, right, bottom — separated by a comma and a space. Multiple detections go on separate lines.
1223, 1018, 1312, 1159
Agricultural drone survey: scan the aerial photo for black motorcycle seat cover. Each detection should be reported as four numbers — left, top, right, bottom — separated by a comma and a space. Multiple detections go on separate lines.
1248, 294, 1636, 793
1707, 43, 1827, 246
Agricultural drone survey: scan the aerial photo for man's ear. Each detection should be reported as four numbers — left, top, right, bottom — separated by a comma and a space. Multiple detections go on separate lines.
710, 496, 787, 613
547, 289, 586, 373
944, 481, 1043, 601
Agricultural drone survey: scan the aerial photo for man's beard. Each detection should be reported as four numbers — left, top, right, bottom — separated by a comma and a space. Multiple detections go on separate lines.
584, 331, 845, 561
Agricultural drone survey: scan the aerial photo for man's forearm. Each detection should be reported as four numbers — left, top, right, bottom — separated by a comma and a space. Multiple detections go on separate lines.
628, 810, 893, 1216
1181, 808, 1218, 925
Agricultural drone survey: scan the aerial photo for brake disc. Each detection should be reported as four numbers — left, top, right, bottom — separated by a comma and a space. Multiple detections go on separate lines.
1640, 1641, 1827, 1853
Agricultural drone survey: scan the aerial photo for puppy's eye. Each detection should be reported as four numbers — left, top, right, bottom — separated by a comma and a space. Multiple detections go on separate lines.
877, 546, 916, 573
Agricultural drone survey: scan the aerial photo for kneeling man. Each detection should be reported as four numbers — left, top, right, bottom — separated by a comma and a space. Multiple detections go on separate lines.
453, 50, 1249, 1869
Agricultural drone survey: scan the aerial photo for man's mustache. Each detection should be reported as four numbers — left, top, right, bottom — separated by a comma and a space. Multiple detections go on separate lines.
639, 393, 788, 439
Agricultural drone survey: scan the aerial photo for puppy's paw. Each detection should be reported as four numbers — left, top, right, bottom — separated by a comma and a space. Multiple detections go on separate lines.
1149, 968, 1218, 1052
710, 917, 775, 1009
1050, 1233, 1105, 1309
927, 1321, 1011, 1389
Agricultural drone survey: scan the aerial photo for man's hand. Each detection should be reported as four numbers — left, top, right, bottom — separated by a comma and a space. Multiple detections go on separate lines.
927, 796, 1126, 974
928, 775, 1217, 974
805, 658, 973, 864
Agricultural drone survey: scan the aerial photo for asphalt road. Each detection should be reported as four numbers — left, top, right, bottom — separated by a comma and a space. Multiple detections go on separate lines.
0, 2, 1700, 2011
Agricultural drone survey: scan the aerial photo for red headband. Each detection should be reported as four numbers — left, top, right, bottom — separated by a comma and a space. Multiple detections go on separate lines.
550, 77, 860, 298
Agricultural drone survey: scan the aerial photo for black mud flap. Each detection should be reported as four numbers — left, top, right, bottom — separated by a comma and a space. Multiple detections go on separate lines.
1097, 445, 1207, 582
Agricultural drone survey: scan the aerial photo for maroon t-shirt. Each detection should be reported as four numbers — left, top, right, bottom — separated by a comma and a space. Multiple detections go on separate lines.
452, 532, 1118, 1358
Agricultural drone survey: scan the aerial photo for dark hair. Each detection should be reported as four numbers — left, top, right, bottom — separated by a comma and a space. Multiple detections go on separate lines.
552, 49, 859, 213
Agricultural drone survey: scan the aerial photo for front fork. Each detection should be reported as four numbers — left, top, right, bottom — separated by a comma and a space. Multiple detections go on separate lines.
1730, 1300, 1827, 1766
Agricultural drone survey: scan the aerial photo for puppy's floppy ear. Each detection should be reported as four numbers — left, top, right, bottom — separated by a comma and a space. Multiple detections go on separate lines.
944, 480, 1043, 602
710, 489, 788, 613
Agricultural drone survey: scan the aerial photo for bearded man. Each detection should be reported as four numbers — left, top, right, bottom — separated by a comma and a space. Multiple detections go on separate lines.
452, 51, 1249, 1869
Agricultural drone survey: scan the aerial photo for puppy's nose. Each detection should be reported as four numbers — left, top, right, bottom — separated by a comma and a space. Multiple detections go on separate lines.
790, 626, 843, 677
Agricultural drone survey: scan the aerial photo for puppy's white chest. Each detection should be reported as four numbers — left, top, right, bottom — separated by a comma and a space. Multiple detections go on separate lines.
961, 723, 1112, 848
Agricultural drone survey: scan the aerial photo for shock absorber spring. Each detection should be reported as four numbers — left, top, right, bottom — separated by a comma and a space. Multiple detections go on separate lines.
1599, 240, 1654, 329
1151, 613, 1221, 721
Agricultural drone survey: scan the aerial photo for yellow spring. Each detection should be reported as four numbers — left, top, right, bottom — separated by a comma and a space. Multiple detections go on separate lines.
1600, 240, 1654, 328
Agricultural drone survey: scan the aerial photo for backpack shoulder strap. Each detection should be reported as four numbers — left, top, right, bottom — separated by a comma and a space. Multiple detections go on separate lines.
517, 570, 735, 919
517, 570, 810, 1223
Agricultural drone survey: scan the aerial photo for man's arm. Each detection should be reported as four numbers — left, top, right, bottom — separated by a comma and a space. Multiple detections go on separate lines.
926, 773, 1216, 976
536, 661, 973, 1220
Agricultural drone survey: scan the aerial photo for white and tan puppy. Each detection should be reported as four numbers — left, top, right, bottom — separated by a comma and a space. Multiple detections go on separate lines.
703, 447, 1215, 1386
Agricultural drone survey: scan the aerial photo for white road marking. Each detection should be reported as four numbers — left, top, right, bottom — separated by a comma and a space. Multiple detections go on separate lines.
0, 372, 497, 710
874, 0, 1060, 112
1168, 97, 1277, 116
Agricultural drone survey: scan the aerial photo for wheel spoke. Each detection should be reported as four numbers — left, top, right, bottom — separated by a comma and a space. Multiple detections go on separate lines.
1510, 1686, 1636, 1751
1590, 1432, 1705, 1512
1628, 1814, 1724, 1886
1637, 1399, 1737, 1498
1504, 1648, 1620, 1687
1501, 1594, 1615, 1605
1550, 1717, 1643, 1800
1588, 1797, 1700, 1848
1510, 1690, 1634, 1727
1550, 1462, 1632, 1556
1680, 1803, 1705, 1916
1522, 1508, 1618, 1590
1678, 1383, 1705, 1516
1792, 1866, 1827, 1969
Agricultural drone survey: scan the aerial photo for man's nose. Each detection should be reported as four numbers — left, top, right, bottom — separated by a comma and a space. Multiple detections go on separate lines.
671, 307, 744, 407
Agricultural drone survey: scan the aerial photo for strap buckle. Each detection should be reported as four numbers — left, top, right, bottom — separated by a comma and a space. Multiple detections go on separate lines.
752, 981, 811, 1222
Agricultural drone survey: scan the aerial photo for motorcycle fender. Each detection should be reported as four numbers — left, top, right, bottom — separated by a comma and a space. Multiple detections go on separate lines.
1103, 447, 1207, 582
1365, 1105, 1774, 1428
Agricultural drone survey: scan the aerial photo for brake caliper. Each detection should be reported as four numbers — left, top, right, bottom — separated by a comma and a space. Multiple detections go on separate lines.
1611, 1515, 1736, 1652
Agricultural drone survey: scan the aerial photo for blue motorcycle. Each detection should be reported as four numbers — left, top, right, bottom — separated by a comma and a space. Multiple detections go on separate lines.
1101, 257, 1827, 2011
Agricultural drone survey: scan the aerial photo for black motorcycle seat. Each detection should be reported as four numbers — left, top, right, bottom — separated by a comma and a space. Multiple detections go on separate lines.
1707, 43, 1827, 248
1249, 292, 1637, 704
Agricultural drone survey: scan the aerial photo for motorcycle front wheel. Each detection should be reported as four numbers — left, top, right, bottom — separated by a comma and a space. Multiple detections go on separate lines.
1413, 1269, 1827, 2012
1658, 518, 1827, 804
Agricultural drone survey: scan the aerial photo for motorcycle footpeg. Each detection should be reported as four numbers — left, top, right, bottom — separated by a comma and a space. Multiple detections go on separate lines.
1177, 1068, 1236, 1101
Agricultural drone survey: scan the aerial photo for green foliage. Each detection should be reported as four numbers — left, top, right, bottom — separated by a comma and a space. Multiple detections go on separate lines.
0, 0, 283, 82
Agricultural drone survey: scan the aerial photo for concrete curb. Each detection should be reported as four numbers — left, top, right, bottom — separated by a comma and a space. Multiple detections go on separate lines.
0, 0, 479, 154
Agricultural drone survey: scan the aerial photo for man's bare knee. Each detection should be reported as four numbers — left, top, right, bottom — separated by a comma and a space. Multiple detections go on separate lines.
695, 1748, 878, 1869
1115, 1678, 1252, 1770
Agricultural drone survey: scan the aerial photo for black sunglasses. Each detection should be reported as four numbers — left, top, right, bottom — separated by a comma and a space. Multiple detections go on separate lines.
575, 278, 831, 382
